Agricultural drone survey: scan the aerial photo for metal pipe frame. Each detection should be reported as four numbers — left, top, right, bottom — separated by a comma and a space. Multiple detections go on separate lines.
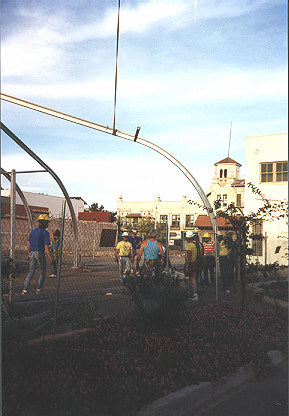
1, 93, 220, 298
1, 120, 79, 266
1, 167, 34, 231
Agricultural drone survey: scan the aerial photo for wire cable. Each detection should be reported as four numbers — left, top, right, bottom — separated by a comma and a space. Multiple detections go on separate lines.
113, 0, 121, 134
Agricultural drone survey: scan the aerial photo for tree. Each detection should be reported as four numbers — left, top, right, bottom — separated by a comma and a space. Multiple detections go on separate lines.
86, 202, 105, 212
86, 202, 117, 223
124, 218, 167, 241
214, 182, 287, 309
189, 183, 288, 309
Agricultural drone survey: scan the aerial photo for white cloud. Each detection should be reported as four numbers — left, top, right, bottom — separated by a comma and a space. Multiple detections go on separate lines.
1, 1, 187, 78
1, 152, 206, 210
1, 1, 286, 210
4, 67, 286, 104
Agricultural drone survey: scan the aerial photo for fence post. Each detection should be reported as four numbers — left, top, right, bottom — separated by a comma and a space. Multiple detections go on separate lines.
53, 200, 66, 334
9, 169, 16, 303
93, 231, 96, 258
214, 225, 219, 301
166, 222, 169, 275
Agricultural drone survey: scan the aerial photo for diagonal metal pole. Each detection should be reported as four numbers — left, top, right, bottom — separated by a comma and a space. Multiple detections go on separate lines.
1, 121, 79, 267
1, 167, 34, 231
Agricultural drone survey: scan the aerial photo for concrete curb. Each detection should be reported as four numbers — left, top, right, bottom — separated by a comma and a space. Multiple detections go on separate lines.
262, 295, 288, 310
138, 350, 285, 416
27, 327, 97, 345
247, 283, 288, 310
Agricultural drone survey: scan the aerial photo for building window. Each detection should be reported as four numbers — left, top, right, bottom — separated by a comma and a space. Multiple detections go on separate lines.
252, 219, 263, 256
171, 215, 180, 228
236, 194, 242, 207
224, 169, 227, 178
185, 215, 194, 227
160, 215, 167, 224
276, 162, 288, 182
260, 163, 273, 182
223, 194, 227, 207
217, 194, 221, 201
260, 161, 288, 183
220, 169, 223, 178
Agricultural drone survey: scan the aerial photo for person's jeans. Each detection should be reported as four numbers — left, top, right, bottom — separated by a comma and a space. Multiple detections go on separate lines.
24, 251, 46, 291
219, 256, 232, 291
51, 259, 57, 276
118, 256, 132, 279
203, 256, 215, 284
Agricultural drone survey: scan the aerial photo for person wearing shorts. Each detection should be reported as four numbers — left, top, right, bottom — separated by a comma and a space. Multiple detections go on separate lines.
184, 231, 203, 301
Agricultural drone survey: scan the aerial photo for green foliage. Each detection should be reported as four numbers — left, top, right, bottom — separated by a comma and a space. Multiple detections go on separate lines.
246, 260, 285, 278
133, 218, 166, 241
86, 202, 117, 222
71, 296, 97, 329
247, 182, 288, 221
87, 202, 105, 212
123, 266, 189, 330
213, 183, 288, 257
188, 183, 288, 309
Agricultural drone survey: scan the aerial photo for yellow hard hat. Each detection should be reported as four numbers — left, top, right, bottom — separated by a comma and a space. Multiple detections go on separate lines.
38, 214, 49, 221
204, 233, 210, 238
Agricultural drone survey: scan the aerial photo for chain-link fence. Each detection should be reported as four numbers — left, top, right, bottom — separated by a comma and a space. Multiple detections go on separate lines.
1, 201, 188, 338
1, 210, 136, 329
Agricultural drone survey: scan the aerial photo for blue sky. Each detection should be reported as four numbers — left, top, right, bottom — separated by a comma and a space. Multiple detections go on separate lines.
1, 0, 287, 211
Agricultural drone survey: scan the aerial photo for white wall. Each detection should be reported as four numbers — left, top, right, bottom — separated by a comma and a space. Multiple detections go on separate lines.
245, 133, 288, 265
2, 189, 85, 218
117, 195, 201, 236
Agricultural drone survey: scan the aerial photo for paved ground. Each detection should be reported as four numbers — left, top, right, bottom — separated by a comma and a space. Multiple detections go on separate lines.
195, 360, 288, 416
4, 253, 288, 319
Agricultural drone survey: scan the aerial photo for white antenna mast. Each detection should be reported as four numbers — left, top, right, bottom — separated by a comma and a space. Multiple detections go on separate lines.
227, 122, 232, 157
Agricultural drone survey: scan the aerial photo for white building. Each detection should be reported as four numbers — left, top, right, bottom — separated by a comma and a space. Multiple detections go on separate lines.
117, 194, 199, 242
1, 189, 86, 219
205, 157, 245, 209
245, 133, 288, 266
117, 156, 245, 243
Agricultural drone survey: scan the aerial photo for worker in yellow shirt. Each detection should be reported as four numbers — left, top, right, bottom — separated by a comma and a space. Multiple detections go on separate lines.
217, 233, 232, 293
115, 232, 133, 282
184, 231, 204, 301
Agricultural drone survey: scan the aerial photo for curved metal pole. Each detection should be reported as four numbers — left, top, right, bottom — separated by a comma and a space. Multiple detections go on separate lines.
1, 93, 219, 296
0, 122, 79, 266
0, 94, 216, 221
1, 167, 34, 231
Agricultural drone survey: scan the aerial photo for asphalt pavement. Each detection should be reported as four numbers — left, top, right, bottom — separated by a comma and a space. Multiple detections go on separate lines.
194, 360, 288, 416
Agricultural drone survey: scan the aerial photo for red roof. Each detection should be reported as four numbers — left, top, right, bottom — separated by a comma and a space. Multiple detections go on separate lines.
1, 199, 49, 218
231, 179, 245, 187
78, 211, 111, 222
126, 213, 142, 218
194, 215, 233, 229
215, 157, 241, 166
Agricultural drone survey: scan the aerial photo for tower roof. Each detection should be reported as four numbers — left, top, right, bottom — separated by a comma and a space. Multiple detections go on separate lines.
214, 157, 241, 166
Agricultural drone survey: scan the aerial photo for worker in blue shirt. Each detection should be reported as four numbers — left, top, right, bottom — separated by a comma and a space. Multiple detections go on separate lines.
22, 214, 52, 294
128, 229, 141, 261
136, 229, 165, 269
